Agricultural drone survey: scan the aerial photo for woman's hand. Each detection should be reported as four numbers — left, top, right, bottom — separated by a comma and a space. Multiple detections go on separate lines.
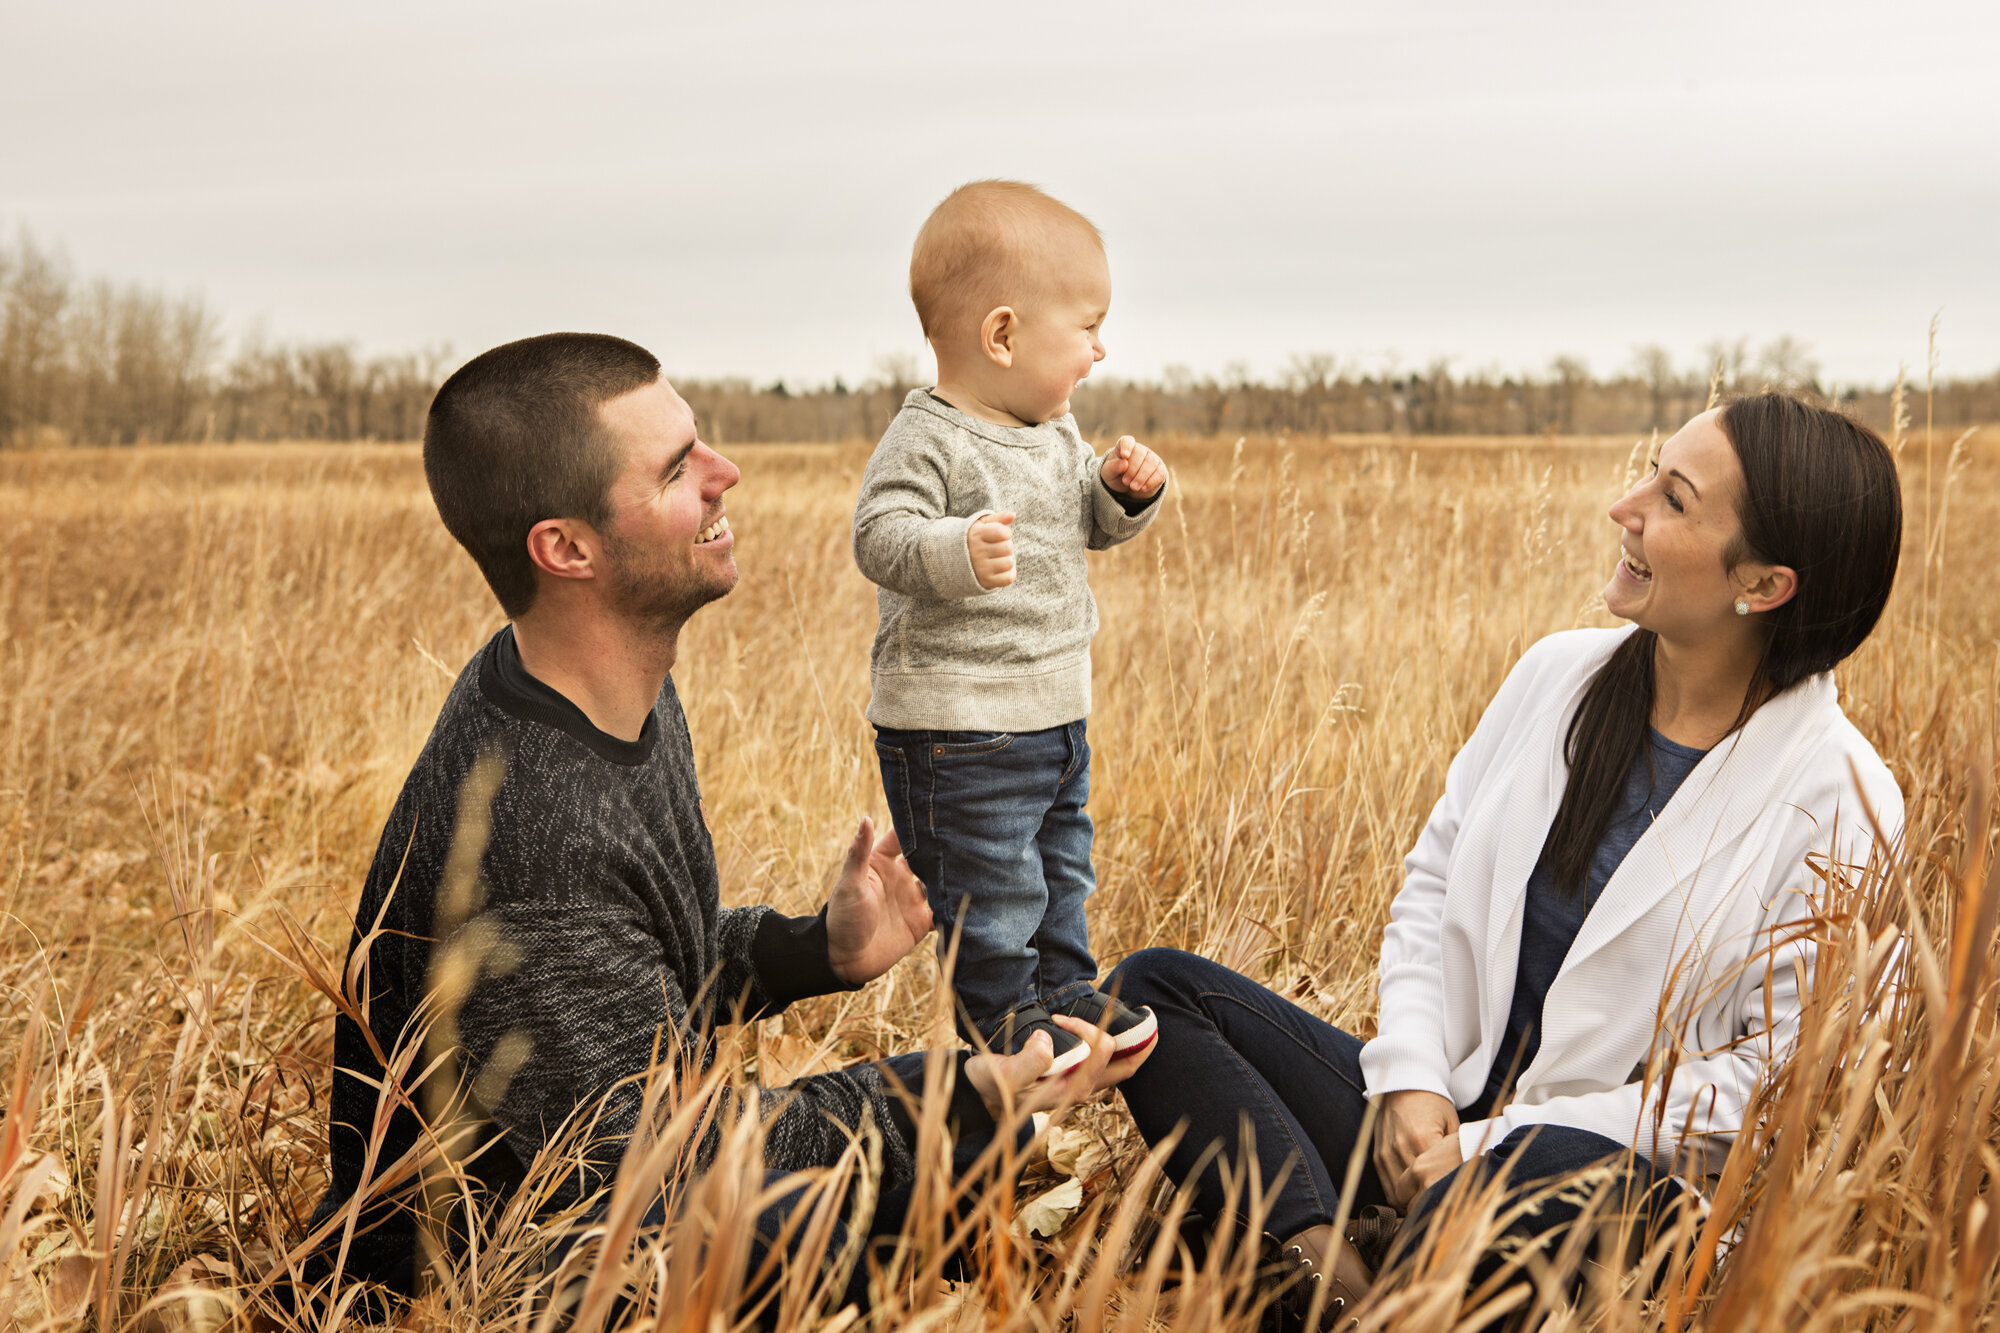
1394, 1132, 1465, 1206
1374, 1089, 1460, 1210
963, 1015, 1154, 1122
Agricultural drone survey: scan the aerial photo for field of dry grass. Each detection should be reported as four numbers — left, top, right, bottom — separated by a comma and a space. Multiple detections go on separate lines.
2, 421, 1996, 1331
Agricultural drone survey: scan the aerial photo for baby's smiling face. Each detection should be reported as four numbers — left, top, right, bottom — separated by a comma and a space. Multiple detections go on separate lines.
991, 237, 1111, 425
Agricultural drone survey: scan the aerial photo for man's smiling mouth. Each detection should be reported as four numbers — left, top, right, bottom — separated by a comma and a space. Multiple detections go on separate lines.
696, 515, 731, 544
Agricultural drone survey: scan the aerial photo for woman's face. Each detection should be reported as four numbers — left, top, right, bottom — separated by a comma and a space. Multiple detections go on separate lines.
1605, 410, 1765, 639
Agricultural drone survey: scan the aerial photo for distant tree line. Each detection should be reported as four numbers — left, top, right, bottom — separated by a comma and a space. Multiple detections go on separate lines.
0, 234, 445, 445
4, 232, 1995, 447
1067, 341, 1998, 442
671, 345, 1999, 446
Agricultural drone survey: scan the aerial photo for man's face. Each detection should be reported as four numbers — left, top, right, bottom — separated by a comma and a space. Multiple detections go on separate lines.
593, 377, 741, 632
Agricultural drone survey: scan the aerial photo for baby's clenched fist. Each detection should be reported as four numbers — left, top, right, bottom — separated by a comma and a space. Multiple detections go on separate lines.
968, 511, 1016, 589
1101, 436, 1167, 498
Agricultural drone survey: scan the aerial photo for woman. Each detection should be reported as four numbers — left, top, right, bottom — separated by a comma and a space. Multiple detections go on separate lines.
1110, 395, 1904, 1327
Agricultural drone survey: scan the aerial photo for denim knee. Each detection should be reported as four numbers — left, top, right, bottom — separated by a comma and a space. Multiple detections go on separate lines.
1104, 947, 1195, 1009
1488, 1123, 1633, 1177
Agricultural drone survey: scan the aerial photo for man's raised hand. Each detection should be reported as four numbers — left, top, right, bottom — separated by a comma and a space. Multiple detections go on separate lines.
826, 817, 933, 984
1100, 436, 1166, 498
967, 511, 1016, 589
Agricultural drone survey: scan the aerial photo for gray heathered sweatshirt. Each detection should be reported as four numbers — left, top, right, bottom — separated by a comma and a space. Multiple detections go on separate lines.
308, 627, 987, 1294
852, 390, 1162, 732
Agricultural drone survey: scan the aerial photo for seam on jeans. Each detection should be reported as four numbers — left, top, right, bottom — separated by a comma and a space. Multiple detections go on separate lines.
1059, 722, 1087, 785
873, 740, 919, 860
931, 732, 1016, 757
1040, 735, 1090, 1001
922, 739, 939, 881
1192, 984, 1336, 1216
1195, 989, 1373, 1103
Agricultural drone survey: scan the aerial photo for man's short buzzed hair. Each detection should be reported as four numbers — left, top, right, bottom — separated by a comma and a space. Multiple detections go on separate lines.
909, 180, 1103, 343
423, 332, 661, 619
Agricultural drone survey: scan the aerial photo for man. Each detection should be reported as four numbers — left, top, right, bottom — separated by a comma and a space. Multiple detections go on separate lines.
302, 333, 1143, 1303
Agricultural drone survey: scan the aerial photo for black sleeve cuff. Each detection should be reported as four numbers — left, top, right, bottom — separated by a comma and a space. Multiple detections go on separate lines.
945, 1051, 997, 1135
875, 1051, 997, 1149
1112, 480, 1163, 516
750, 906, 861, 1012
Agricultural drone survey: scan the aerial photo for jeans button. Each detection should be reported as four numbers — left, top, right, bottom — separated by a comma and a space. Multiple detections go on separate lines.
934, 746, 945, 755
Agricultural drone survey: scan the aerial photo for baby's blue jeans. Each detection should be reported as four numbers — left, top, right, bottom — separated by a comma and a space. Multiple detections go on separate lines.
872, 720, 1099, 1039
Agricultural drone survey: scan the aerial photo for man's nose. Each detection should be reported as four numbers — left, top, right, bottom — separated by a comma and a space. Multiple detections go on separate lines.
700, 444, 740, 493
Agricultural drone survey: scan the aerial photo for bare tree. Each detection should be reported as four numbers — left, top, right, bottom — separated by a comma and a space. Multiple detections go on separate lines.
1549, 355, 1590, 433
1, 234, 72, 445
1701, 337, 1750, 398
1756, 336, 1820, 393
1285, 352, 1337, 393
873, 352, 920, 399
1630, 343, 1678, 430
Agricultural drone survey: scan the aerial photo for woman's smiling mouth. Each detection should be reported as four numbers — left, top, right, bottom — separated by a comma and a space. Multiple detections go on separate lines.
1618, 550, 1653, 583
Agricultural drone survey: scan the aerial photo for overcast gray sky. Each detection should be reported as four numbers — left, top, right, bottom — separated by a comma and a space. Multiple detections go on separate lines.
6, 0, 1997, 387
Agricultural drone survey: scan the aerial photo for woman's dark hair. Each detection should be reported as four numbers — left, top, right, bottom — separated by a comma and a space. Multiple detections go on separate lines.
1537, 394, 1903, 895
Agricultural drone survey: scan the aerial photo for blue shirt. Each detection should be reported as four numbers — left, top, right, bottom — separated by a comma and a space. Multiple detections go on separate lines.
1478, 727, 1709, 1112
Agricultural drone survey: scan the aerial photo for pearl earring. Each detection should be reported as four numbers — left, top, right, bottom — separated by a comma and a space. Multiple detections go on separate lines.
1734, 599, 1751, 616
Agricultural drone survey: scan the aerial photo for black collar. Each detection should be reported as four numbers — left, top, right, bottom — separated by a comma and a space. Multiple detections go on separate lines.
478, 626, 658, 767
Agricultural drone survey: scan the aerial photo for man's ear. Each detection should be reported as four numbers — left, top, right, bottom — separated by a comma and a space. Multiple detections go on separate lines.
526, 516, 601, 583
979, 306, 1017, 369
1738, 562, 1798, 614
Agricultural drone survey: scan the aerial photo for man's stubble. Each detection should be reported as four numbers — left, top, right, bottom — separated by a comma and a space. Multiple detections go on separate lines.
600, 525, 738, 645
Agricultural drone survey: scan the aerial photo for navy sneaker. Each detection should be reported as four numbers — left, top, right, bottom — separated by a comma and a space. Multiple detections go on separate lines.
983, 1004, 1091, 1079
1048, 989, 1159, 1056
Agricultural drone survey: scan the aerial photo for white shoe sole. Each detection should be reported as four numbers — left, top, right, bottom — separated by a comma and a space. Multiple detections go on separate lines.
1033, 1033, 1094, 1082
1110, 1005, 1158, 1055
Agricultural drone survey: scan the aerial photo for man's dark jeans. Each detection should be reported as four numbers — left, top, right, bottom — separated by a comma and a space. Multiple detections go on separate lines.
637, 1052, 1023, 1320
1107, 948, 1690, 1287
874, 721, 1099, 1038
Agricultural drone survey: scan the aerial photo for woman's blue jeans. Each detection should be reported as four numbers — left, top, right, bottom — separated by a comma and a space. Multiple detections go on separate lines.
1107, 948, 1689, 1284
874, 721, 1099, 1038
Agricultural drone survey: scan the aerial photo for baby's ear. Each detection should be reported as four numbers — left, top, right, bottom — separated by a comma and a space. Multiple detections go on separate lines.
980, 305, 1016, 367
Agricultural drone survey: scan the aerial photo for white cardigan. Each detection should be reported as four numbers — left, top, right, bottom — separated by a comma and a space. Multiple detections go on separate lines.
1357, 627, 1903, 1178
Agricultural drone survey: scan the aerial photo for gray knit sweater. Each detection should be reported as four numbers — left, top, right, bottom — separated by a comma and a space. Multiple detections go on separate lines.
852, 390, 1162, 732
307, 628, 982, 1293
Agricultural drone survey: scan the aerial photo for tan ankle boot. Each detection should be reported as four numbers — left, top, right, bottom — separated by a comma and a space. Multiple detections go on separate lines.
1264, 1223, 1372, 1331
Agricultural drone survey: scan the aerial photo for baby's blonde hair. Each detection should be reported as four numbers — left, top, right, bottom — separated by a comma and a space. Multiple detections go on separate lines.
909, 180, 1103, 342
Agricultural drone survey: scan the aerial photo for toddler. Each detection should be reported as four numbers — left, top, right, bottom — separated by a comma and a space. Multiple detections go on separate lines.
852, 181, 1168, 1076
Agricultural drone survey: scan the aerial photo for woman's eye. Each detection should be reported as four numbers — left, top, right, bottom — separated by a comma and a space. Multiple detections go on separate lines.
1665, 489, 1684, 513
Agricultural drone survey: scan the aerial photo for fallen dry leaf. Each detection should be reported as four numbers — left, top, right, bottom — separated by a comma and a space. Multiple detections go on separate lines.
26, 1156, 72, 1214
1044, 1122, 1110, 1181
48, 1251, 94, 1318
759, 1030, 834, 1086
1015, 1177, 1084, 1239
131, 1254, 235, 1333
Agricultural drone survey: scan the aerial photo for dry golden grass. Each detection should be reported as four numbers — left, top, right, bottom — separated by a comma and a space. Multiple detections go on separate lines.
1, 422, 1996, 1331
